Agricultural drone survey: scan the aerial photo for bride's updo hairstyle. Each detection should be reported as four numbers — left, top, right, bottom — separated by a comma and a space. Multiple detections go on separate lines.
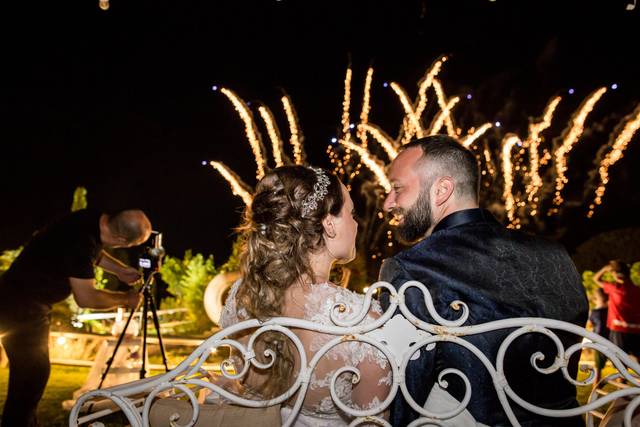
234, 165, 344, 398
237, 165, 344, 319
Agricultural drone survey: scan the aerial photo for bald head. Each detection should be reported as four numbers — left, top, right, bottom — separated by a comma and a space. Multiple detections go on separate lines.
106, 209, 152, 246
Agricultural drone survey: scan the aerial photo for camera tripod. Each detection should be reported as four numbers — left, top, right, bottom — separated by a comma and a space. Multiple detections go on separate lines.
98, 270, 170, 389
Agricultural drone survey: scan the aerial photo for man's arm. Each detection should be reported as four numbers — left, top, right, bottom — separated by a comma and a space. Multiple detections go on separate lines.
378, 258, 437, 425
97, 250, 142, 284
69, 277, 140, 309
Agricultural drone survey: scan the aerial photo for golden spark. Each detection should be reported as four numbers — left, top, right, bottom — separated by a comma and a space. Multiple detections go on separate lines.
553, 87, 607, 206
431, 79, 457, 136
588, 104, 640, 217
502, 134, 521, 223
357, 67, 375, 147
339, 140, 391, 192
220, 88, 266, 179
209, 161, 253, 206
428, 96, 460, 135
281, 95, 304, 165
390, 82, 424, 144
461, 123, 493, 148
415, 55, 448, 119
525, 96, 562, 207
341, 68, 353, 141
258, 105, 285, 167
358, 123, 398, 160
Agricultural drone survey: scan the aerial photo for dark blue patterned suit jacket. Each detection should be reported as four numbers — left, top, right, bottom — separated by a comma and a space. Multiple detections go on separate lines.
379, 208, 588, 427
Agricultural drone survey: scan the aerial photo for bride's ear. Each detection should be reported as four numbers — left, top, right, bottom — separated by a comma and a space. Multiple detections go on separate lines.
322, 215, 337, 239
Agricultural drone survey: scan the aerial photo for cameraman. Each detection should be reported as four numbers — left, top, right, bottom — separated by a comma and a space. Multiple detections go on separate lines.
0, 209, 152, 427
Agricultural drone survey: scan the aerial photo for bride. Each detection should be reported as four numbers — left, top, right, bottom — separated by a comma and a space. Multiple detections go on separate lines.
219, 165, 391, 425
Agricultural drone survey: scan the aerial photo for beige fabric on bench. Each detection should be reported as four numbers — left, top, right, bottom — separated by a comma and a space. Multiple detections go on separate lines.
149, 398, 281, 427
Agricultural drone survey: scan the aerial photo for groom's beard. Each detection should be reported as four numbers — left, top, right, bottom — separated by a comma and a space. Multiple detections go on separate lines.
395, 189, 432, 244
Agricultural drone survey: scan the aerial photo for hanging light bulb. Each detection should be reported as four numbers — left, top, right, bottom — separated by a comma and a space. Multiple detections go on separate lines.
99, 0, 109, 10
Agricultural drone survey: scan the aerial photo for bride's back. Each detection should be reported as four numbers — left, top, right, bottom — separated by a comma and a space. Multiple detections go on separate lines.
220, 279, 390, 423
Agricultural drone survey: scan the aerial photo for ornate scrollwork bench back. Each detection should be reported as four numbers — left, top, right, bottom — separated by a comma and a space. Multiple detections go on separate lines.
69, 281, 640, 427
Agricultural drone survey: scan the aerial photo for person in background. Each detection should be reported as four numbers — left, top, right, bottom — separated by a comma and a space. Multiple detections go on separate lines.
0, 209, 152, 427
593, 260, 640, 360
588, 287, 610, 381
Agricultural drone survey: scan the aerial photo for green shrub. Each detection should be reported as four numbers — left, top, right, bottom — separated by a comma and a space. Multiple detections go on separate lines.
160, 251, 218, 335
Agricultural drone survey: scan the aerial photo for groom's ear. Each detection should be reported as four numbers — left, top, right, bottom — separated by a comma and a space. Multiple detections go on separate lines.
322, 215, 337, 239
433, 176, 454, 206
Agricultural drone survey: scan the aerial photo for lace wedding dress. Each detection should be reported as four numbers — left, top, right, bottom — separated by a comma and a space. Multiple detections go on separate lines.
219, 280, 391, 426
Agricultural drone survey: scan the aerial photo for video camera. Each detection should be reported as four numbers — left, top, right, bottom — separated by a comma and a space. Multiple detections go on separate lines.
138, 231, 165, 274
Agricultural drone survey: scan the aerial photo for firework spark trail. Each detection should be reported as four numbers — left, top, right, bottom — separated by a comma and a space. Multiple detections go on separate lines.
209, 161, 253, 206
431, 79, 457, 136
502, 135, 521, 223
339, 140, 391, 191
483, 144, 496, 177
461, 123, 493, 148
588, 104, 640, 217
281, 95, 304, 165
258, 105, 285, 167
428, 96, 460, 135
390, 82, 424, 144
553, 87, 607, 206
358, 67, 375, 148
220, 88, 266, 179
358, 123, 398, 160
397, 55, 448, 142
415, 56, 448, 119
525, 96, 562, 207
341, 68, 353, 141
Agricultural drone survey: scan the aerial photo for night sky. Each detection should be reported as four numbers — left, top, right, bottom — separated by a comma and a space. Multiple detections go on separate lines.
1, 0, 639, 264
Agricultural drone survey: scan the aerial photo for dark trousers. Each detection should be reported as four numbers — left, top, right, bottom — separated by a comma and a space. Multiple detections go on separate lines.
0, 313, 51, 427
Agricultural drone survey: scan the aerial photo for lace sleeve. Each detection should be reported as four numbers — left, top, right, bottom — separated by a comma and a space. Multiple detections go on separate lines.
331, 287, 391, 414
219, 279, 247, 327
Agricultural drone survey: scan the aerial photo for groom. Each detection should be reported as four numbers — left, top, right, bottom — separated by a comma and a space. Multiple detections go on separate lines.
379, 135, 588, 426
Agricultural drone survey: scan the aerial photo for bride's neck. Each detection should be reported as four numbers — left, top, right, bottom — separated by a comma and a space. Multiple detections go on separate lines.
308, 249, 334, 284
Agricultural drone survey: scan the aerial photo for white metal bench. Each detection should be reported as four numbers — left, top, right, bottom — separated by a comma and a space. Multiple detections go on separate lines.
69, 281, 640, 426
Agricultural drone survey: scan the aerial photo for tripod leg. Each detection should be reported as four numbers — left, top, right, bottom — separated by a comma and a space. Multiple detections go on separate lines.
148, 293, 170, 372
140, 292, 150, 379
98, 305, 140, 389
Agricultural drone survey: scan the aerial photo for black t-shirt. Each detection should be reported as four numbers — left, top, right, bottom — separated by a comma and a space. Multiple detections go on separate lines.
0, 209, 103, 311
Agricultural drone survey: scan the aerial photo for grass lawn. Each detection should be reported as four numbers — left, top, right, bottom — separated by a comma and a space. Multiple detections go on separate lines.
0, 365, 89, 427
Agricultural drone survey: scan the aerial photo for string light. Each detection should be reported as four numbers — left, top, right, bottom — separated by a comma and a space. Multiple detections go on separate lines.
428, 96, 460, 135
339, 140, 391, 192
258, 106, 285, 167
209, 161, 253, 206
461, 123, 492, 148
553, 87, 607, 206
358, 123, 398, 160
588, 104, 640, 217
99, 0, 109, 10
525, 96, 562, 209
501, 135, 521, 223
220, 88, 266, 179
281, 95, 304, 165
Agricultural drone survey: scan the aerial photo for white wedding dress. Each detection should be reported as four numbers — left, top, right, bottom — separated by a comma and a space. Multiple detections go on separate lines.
219, 280, 391, 426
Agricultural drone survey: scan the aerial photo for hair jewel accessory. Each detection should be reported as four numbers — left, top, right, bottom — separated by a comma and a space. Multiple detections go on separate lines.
259, 224, 267, 235
301, 167, 330, 217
